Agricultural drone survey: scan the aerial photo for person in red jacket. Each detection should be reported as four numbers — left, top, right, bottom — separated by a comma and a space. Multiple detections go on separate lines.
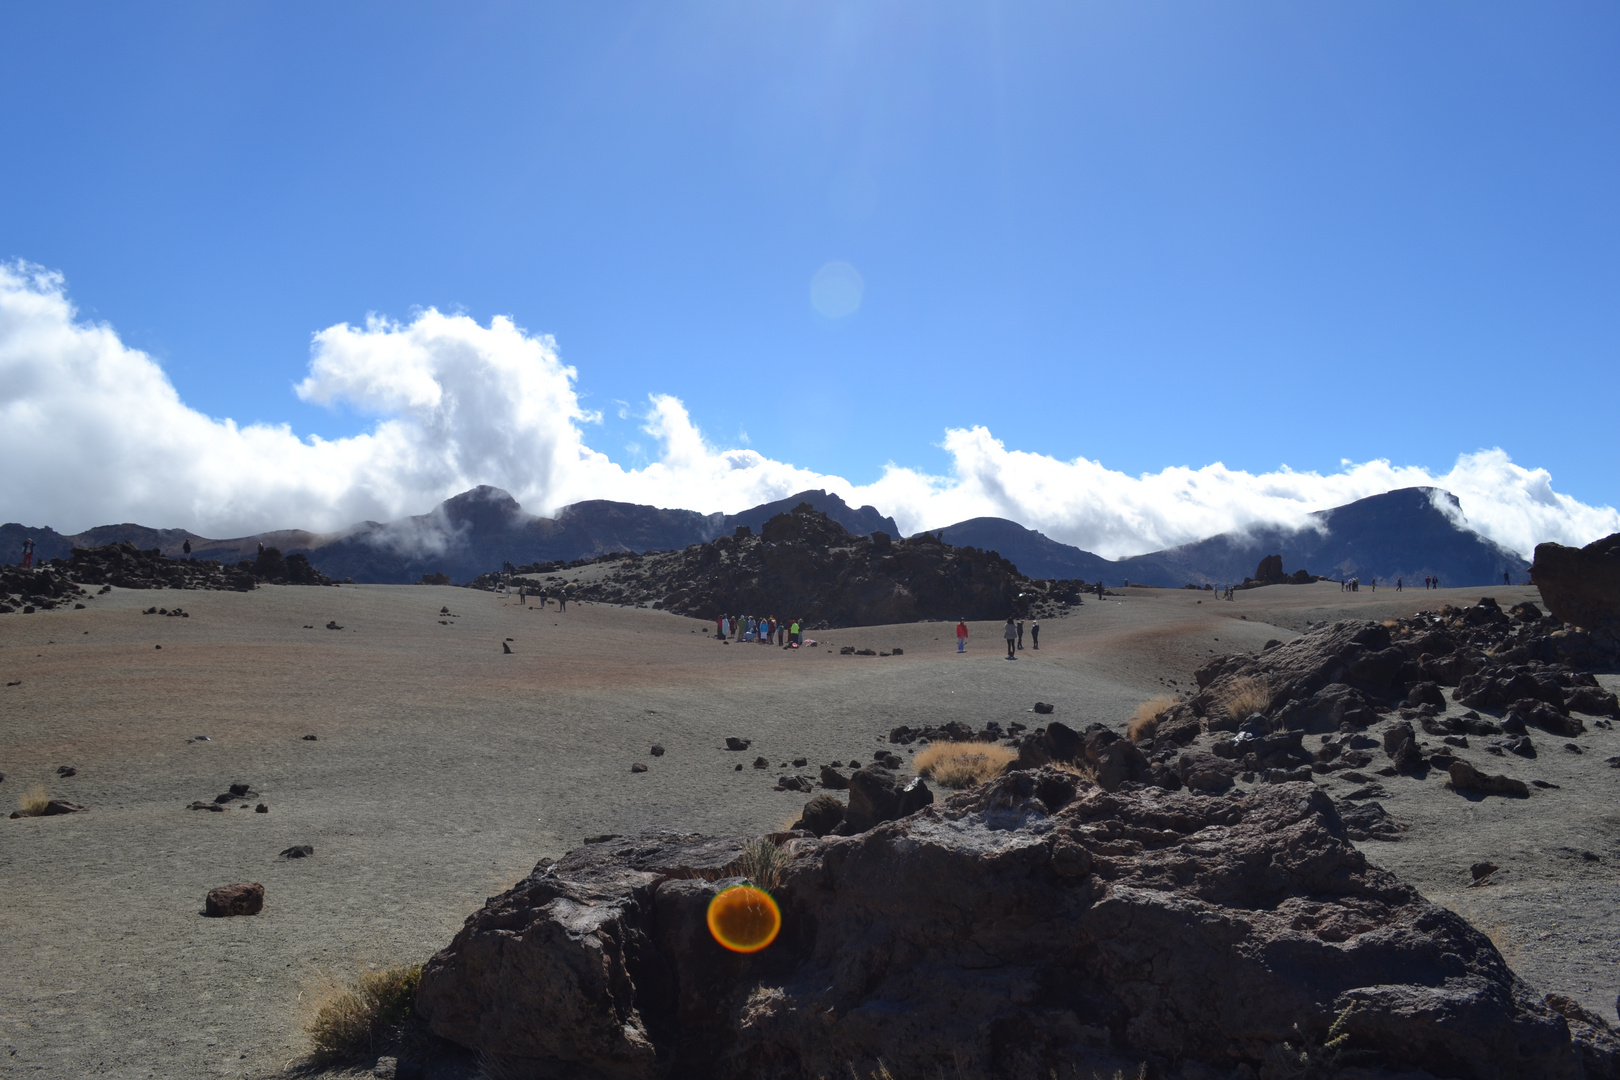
956, 619, 969, 653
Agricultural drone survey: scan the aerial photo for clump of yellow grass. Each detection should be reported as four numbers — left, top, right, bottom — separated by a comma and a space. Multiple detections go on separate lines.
913, 742, 1017, 789
15, 784, 50, 817
1216, 676, 1271, 722
305, 963, 421, 1063
1126, 696, 1178, 744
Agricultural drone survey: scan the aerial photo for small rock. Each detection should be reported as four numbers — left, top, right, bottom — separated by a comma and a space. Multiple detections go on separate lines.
650, 744, 665, 756
791, 793, 846, 837
373, 1055, 398, 1079
631, 763, 648, 773
1531, 780, 1561, 789
820, 765, 850, 790
775, 775, 814, 793
733, 763, 742, 771
255, 803, 268, 813
56, 765, 76, 777
280, 845, 314, 859
204, 882, 264, 917
1448, 760, 1529, 798
891, 648, 903, 656
725, 737, 751, 751
326, 620, 342, 630
752, 756, 769, 769
502, 642, 512, 654
1032, 702, 1054, 714
792, 757, 808, 767
1564, 742, 1584, 754
302, 734, 318, 741
1470, 861, 1499, 882
187, 801, 225, 812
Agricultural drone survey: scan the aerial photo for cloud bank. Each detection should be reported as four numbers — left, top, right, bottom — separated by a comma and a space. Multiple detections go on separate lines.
2, 262, 1615, 559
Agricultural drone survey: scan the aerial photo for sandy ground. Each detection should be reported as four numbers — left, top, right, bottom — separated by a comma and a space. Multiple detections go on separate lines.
0, 581, 1615, 1078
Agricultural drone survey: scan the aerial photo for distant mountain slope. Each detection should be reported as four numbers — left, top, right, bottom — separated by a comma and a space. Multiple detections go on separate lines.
929, 518, 1114, 581
3, 485, 1531, 587
924, 488, 1528, 588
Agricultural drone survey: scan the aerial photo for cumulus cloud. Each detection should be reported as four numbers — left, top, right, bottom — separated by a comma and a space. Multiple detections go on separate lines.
1, 261, 1615, 558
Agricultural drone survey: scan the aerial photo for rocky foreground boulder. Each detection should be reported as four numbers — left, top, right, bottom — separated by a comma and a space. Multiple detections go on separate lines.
1533, 533, 1620, 631
413, 770, 1618, 1079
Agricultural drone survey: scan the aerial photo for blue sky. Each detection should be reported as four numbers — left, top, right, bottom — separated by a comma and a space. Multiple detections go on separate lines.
2, 3, 1617, 548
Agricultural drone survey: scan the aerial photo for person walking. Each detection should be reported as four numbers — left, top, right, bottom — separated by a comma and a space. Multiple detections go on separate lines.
21, 536, 35, 569
1504, 571, 1511, 586
789, 619, 801, 648
518, 585, 526, 606
1003, 617, 1017, 659
956, 619, 968, 653
1031, 619, 1040, 649
1016, 619, 1025, 650
1396, 578, 1402, 592
182, 539, 191, 559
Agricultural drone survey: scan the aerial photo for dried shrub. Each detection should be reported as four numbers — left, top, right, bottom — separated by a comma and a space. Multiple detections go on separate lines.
733, 838, 789, 892
1217, 676, 1271, 722
306, 963, 421, 1063
913, 743, 1017, 789
1126, 696, 1178, 743
16, 784, 50, 817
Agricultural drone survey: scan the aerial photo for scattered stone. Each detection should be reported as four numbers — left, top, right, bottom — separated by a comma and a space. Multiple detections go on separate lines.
839, 646, 855, 655
724, 737, 751, 751
650, 744, 665, 757
204, 882, 264, 917
1565, 742, 1584, 754
325, 620, 343, 630
302, 734, 318, 740
1607, 756, 1620, 769
732, 764, 742, 771
10, 799, 86, 818
187, 801, 225, 812
791, 756, 808, 767
1336, 800, 1408, 841
502, 642, 512, 654
630, 763, 648, 773
1470, 861, 1499, 882
818, 764, 849, 790
55, 765, 76, 777
752, 756, 769, 769
891, 647, 903, 656
1032, 701, 1054, 714
1531, 780, 1561, 790
280, 845, 314, 859
790, 794, 846, 837
854, 648, 876, 656
255, 803, 268, 813
1447, 760, 1530, 798
774, 775, 813, 793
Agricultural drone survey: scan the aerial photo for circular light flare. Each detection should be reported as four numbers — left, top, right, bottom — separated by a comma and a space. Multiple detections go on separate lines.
706, 884, 781, 954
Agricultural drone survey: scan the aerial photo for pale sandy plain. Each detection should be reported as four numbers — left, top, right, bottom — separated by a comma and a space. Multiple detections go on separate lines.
1, 580, 1617, 1079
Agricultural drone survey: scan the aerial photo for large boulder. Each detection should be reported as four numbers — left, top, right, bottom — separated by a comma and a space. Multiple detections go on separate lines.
1532, 533, 1620, 630
841, 766, 933, 833
414, 773, 1613, 1080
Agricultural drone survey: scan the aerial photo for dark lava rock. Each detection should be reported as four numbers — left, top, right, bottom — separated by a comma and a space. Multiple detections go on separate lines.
791, 757, 808, 768
204, 882, 264, 917
302, 734, 318, 741
1471, 861, 1499, 882
774, 775, 813, 793
187, 801, 225, 812
1032, 701, 1054, 715
502, 642, 512, 654
651, 745, 666, 757
752, 757, 769, 770
55, 765, 76, 777
818, 765, 849, 790
255, 803, 268, 813
631, 763, 649, 773
724, 738, 750, 752
842, 767, 933, 833
414, 774, 1611, 1079
280, 845, 314, 859
790, 794, 845, 837
1335, 800, 1408, 841
1448, 760, 1530, 798
10, 799, 86, 818
1531, 532, 1620, 629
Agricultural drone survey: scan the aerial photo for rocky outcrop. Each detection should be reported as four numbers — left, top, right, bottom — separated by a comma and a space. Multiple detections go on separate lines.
204, 882, 264, 917
1533, 533, 1620, 630
479, 503, 1083, 628
0, 541, 338, 612
413, 773, 1616, 1079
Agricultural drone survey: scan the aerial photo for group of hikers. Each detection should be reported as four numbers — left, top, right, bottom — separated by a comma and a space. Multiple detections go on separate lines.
717, 614, 803, 648
951, 617, 1039, 659
498, 580, 567, 611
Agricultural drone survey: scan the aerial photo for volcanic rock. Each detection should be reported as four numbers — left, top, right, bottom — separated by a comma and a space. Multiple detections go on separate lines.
818, 765, 849, 790
841, 767, 933, 833
1335, 800, 1408, 841
280, 845, 314, 859
1531, 533, 1620, 629
789, 794, 845, 837
204, 882, 264, 917
414, 773, 1611, 1079
724, 738, 750, 751
1448, 760, 1530, 798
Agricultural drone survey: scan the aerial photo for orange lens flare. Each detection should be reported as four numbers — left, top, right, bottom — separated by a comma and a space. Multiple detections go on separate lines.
706, 884, 781, 953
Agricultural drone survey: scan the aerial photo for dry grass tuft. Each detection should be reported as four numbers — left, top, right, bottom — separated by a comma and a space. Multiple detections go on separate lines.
1126, 696, 1178, 743
16, 784, 50, 817
733, 838, 789, 892
913, 743, 1017, 789
305, 963, 421, 1063
1216, 676, 1271, 722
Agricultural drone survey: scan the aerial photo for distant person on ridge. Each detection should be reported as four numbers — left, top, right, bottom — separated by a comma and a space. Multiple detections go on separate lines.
1396, 578, 1402, 591
1031, 619, 1040, 649
1003, 617, 1017, 660
1504, 571, 1511, 585
182, 539, 191, 559
21, 536, 35, 569
956, 619, 968, 653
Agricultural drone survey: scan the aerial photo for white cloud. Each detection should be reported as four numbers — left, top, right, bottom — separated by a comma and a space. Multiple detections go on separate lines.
2, 261, 1615, 559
